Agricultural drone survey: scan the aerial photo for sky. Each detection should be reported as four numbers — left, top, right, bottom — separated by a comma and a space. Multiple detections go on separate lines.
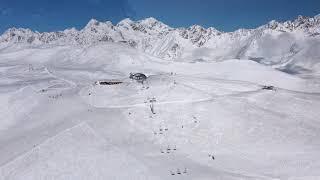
0, 0, 319, 33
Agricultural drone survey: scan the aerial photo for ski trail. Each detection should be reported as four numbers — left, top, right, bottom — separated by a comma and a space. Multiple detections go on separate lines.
0, 122, 87, 170
87, 88, 264, 109
44, 67, 77, 89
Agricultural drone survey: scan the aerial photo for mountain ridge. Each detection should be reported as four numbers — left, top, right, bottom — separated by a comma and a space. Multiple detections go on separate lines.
0, 15, 320, 74
2, 14, 319, 45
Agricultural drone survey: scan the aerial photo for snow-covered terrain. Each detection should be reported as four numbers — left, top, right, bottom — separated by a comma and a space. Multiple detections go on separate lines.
0, 15, 320, 180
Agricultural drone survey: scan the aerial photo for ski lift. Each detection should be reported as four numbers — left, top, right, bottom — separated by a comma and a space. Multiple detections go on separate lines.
173, 145, 177, 151
262, 85, 276, 91
129, 73, 147, 83
150, 104, 156, 114
183, 168, 187, 174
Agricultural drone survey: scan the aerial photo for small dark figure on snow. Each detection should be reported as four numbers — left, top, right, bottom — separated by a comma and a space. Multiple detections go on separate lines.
183, 168, 187, 174
170, 170, 175, 175
209, 154, 215, 160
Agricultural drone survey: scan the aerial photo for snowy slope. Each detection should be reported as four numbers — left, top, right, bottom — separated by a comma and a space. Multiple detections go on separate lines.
0, 40, 320, 180
1, 14, 320, 179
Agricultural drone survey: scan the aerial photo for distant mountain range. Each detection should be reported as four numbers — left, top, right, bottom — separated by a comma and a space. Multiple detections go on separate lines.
1, 15, 320, 74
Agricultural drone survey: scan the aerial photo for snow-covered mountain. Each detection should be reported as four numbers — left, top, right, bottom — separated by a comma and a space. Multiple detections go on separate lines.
1, 15, 320, 180
1, 15, 320, 74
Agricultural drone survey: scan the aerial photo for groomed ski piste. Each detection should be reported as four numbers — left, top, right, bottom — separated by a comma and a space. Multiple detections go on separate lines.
1, 38, 320, 179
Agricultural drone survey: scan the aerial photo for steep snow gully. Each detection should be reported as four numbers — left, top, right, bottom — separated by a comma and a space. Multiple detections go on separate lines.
0, 15, 320, 180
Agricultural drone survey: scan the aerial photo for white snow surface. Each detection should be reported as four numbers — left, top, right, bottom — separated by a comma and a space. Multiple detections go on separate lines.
0, 16, 320, 180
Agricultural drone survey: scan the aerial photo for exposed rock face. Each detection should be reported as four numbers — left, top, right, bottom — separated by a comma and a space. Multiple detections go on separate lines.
266, 15, 320, 34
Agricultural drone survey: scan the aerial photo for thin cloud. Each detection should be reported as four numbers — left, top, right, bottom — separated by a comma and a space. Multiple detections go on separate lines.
0, 8, 12, 16
88, 0, 136, 19
123, 0, 136, 18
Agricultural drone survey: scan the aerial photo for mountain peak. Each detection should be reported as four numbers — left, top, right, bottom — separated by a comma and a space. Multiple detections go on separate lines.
139, 17, 160, 24
85, 19, 100, 29
117, 18, 134, 26
139, 17, 170, 28
189, 25, 205, 30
